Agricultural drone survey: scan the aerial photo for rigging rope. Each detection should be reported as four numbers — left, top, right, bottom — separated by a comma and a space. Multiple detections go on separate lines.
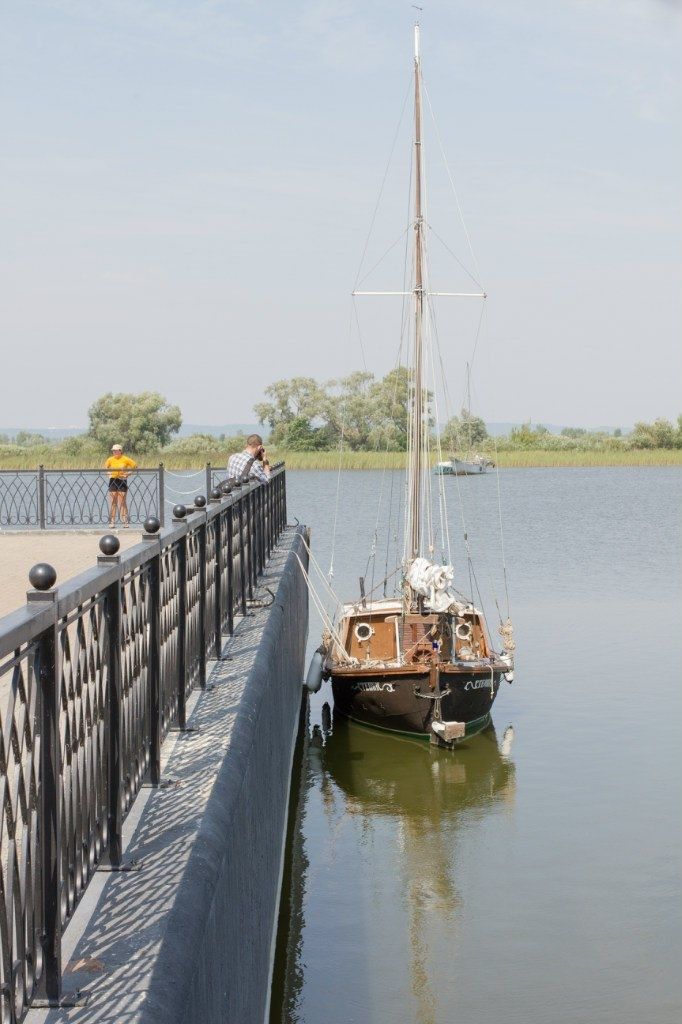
423, 78, 485, 291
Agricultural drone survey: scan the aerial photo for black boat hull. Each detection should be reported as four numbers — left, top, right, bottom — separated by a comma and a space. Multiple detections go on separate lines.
331, 666, 502, 738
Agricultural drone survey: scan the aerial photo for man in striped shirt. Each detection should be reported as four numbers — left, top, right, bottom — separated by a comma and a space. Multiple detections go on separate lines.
226, 433, 271, 484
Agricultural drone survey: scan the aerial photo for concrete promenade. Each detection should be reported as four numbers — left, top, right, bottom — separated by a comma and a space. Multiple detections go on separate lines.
26, 525, 309, 1024
0, 531, 141, 618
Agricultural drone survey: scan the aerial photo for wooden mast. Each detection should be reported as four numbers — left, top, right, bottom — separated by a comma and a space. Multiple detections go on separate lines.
408, 23, 425, 562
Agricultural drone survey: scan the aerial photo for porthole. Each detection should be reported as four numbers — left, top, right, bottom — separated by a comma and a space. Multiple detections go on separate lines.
354, 622, 374, 643
455, 621, 472, 641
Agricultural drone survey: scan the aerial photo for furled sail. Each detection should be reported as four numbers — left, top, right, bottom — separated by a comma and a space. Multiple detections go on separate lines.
406, 557, 466, 614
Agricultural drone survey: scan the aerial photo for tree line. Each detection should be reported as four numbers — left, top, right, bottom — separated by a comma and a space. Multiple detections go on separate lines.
1, 380, 680, 457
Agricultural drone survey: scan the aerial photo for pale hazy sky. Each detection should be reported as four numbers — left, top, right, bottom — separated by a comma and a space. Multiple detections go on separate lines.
1, 0, 680, 429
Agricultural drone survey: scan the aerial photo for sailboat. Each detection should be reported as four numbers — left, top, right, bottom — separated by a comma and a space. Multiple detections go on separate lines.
436, 364, 495, 476
312, 24, 515, 747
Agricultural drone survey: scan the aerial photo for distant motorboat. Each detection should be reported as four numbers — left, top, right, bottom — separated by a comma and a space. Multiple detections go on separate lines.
436, 455, 495, 476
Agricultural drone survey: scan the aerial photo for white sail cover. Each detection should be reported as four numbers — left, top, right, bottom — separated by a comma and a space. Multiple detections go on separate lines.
406, 558, 463, 613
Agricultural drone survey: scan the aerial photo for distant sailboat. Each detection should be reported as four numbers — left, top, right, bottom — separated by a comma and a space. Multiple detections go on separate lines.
436, 365, 495, 476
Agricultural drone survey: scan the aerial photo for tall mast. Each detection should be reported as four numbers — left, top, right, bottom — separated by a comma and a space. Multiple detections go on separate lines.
408, 22, 425, 562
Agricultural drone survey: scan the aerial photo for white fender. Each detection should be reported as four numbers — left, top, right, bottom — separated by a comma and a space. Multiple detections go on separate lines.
305, 651, 324, 693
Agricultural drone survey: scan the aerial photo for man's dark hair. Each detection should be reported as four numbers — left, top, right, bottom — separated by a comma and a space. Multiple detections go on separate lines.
246, 433, 263, 447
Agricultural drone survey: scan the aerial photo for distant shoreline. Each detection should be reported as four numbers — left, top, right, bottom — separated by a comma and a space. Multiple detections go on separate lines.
0, 450, 680, 471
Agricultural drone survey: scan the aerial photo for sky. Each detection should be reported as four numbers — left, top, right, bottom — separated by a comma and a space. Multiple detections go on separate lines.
1, 0, 680, 430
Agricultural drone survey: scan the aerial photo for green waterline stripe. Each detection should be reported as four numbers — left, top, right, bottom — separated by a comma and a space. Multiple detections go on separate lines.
340, 710, 492, 742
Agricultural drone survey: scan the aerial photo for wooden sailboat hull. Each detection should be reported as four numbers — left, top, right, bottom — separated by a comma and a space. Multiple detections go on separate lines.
330, 664, 503, 739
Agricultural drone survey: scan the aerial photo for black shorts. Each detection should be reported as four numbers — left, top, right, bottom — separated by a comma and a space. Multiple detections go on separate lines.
108, 479, 128, 493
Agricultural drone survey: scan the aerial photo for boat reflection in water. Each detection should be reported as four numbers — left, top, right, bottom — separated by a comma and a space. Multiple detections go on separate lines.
270, 708, 516, 1024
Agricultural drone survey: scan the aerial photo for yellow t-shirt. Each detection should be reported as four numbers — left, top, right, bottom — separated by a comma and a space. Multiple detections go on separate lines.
105, 455, 137, 479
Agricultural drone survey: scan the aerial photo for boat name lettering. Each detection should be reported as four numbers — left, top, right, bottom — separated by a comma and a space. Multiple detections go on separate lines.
351, 681, 395, 693
464, 678, 494, 691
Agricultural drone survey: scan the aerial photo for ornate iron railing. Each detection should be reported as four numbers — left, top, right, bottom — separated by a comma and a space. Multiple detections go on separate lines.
0, 468, 163, 528
0, 465, 287, 1021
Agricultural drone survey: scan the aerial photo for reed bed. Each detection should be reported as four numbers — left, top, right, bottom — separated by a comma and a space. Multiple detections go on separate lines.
1, 448, 680, 471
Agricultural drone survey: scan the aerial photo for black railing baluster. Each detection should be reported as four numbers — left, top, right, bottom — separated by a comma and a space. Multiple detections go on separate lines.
28, 571, 61, 1004
101, 563, 123, 866
226, 503, 235, 634
158, 464, 165, 527
196, 503, 207, 689
174, 512, 188, 729
237, 489, 248, 615
249, 489, 257, 596
38, 465, 46, 529
147, 538, 162, 785
210, 493, 222, 657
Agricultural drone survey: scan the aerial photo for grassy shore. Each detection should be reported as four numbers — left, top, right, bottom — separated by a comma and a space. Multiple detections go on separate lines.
1, 448, 681, 470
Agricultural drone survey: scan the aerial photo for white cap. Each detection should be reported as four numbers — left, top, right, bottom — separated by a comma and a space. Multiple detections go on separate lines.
111, 444, 123, 451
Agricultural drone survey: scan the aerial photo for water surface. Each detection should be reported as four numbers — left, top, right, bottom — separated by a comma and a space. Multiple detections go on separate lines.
272, 468, 682, 1024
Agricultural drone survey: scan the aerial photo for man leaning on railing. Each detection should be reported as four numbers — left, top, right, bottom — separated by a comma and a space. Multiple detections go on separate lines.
226, 433, 271, 484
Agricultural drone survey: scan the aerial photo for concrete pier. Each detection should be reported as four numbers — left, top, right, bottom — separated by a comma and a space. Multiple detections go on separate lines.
28, 525, 309, 1024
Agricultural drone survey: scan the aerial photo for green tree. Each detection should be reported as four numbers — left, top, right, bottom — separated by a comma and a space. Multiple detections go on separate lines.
59, 434, 104, 458
15, 431, 49, 447
254, 367, 425, 451
442, 408, 488, 450
274, 416, 331, 451
323, 371, 375, 450
366, 366, 411, 451
630, 417, 680, 449
254, 378, 325, 439
508, 422, 551, 448
88, 392, 182, 453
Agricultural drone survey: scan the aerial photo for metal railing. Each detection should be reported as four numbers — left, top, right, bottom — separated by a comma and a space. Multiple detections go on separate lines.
0, 467, 163, 528
0, 465, 287, 1021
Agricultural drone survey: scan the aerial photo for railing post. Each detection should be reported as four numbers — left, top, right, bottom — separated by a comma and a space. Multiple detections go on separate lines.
173, 506, 188, 729
205, 462, 212, 499
249, 488, 257, 595
98, 538, 124, 866
158, 463, 165, 527
28, 564, 61, 1003
194, 498, 208, 689
143, 518, 162, 785
226, 502, 235, 634
209, 492, 223, 656
282, 466, 287, 533
257, 486, 264, 575
38, 464, 46, 529
236, 487, 248, 615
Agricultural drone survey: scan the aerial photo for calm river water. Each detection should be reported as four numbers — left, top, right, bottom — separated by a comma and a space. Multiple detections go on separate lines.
270, 468, 682, 1024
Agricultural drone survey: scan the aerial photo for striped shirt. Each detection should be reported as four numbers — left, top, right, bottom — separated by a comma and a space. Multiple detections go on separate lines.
226, 450, 269, 484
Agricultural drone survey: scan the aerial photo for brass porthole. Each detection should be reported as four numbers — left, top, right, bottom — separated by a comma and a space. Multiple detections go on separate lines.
354, 622, 374, 643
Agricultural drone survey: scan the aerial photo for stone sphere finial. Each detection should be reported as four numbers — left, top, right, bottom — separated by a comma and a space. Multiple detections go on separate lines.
29, 563, 57, 591
221, 482, 233, 494
99, 534, 120, 556
172, 504, 187, 520
143, 516, 161, 534
210, 487, 222, 500
194, 495, 207, 508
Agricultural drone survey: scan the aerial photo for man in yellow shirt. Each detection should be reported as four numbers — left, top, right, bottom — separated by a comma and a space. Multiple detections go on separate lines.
104, 444, 137, 528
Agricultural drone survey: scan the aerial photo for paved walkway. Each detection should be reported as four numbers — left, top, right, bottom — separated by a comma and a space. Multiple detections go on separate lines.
0, 531, 142, 619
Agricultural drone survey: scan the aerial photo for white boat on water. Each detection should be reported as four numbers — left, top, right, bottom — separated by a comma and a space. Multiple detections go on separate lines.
435, 455, 495, 476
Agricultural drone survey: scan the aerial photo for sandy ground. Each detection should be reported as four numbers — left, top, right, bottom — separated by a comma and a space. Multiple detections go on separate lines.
0, 531, 142, 620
